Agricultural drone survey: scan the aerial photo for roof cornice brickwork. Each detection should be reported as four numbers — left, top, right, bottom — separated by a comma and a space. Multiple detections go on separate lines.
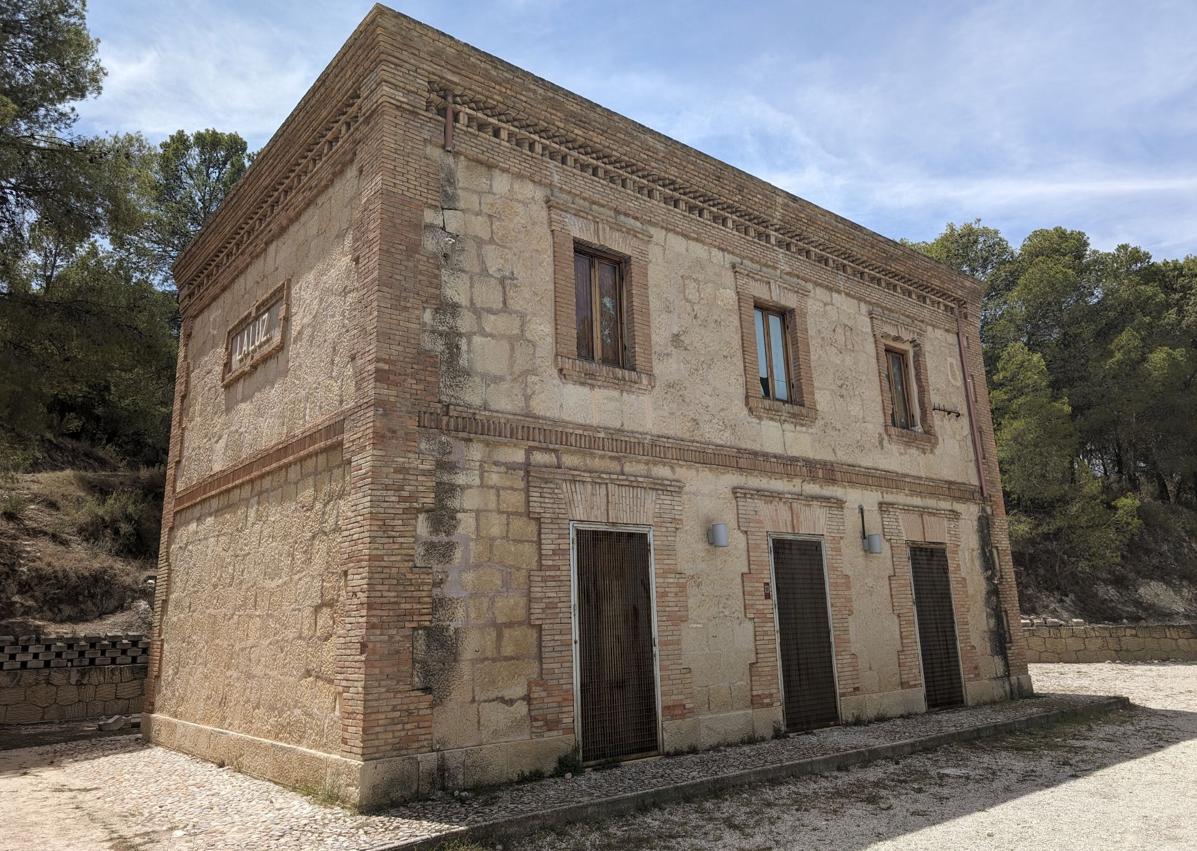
174, 5, 983, 317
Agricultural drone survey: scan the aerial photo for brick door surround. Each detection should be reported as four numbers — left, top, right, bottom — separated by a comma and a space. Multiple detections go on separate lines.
879, 503, 979, 696
526, 468, 693, 747
733, 488, 860, 714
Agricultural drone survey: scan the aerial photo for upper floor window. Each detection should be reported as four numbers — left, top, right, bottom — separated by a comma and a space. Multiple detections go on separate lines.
735, 269, 816, 425
573, 247, 625, 368
885, 348, 916, 430
871, 313, 937, 449
754, 306, 792, 402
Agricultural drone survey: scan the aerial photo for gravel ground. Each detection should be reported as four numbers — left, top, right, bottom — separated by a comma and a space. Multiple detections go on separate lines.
520, 662, 1197, 850
0, 664, 1190, 850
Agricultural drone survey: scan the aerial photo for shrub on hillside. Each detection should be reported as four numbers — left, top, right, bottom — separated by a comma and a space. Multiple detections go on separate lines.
74, 487, 160, 559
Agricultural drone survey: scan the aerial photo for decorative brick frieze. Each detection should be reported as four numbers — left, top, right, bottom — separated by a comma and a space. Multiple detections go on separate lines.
176, 92, 363, 316
527, 468, 692, 742
871, 310, 937, 451
879, 503, 980, 692
733, 489, 859, 712
421, 406, 981, 503
734, 266, 817, 425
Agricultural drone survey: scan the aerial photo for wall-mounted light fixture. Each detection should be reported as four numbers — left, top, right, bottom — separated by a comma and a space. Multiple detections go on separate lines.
707, 522, 729, 547
859, 505, 883, 554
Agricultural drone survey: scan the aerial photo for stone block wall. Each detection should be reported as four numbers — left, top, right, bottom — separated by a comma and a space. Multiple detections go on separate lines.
1024, 623, 1197, 663
0, 634, 148, 723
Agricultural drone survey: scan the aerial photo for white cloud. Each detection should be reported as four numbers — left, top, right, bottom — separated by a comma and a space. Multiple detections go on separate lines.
78, 2, 370, 145
75, 0, 1197, 258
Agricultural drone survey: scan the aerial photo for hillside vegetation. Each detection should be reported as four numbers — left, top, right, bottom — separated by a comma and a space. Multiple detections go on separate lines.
0, 2, 248, 633
909, 223, 1197, 622
0, 446, 160, 634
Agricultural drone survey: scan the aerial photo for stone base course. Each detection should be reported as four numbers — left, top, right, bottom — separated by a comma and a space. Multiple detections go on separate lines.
1024, 623, 1197, 663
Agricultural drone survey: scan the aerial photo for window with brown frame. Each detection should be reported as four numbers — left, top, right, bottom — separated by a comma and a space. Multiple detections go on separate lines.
753, 306, 793, 402
573, 246, 625, 367
885, 348, 916, 429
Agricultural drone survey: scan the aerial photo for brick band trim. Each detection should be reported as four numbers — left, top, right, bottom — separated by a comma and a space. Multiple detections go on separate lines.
419, 406, 982, 503
173, 415, 347, 513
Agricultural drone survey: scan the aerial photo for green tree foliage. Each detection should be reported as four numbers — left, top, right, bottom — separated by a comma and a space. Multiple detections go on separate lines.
0, 2, 247, 466
0, 1, 133, 279
915, 220, 1192, 600
1, 245, 178, 462
134, 129, 251, 286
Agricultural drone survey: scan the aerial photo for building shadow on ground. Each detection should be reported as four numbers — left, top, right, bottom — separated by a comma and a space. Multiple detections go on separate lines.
0, 723, 147, 774
515, 697, 1197, 850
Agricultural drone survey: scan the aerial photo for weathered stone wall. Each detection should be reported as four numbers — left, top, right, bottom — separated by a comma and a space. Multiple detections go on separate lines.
430, 153, 980, 487
1025, 623, 1197, 663
415, 435, 1015, 788
150, 6, 1028, 809
411, 139, 1017, 789
154, 445, 347, 754
0, 635, 147, 723
174, 165, 361, 492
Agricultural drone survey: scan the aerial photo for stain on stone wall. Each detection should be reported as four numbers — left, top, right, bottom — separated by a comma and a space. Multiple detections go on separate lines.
976, 511, 1010, 677
175, 167, 361, 491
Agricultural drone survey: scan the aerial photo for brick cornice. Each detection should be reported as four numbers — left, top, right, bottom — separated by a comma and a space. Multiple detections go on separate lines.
420, 405, 981, 503
176, 7, 983, 325
170, 9, 397, 314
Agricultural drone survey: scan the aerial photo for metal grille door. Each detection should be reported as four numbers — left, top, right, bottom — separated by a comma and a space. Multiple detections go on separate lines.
772, 538, 839, 732
575, 528, 658, 762
910, 546, 965, 709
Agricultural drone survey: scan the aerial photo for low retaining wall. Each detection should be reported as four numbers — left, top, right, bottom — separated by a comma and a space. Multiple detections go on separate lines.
1024, 623, 1197, 663
0, 634, 148, 724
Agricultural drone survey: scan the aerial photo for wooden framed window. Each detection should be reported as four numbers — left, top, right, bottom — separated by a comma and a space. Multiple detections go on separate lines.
754, 306, 793, 402
885, 348, 916, 429
573, 247, 625, 368
872, 313, 936, 449
550, 202, 653, 390
735, 268, 816, 425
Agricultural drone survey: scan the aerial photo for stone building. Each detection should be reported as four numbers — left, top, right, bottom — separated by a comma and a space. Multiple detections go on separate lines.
146, 5, 1032, 810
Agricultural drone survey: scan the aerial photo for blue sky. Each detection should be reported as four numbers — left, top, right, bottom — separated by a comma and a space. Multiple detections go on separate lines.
77, 1, 1197, 260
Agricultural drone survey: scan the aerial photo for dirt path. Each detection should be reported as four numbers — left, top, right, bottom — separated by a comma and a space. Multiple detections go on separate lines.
520, 662, 1197, 850
0, 663, 1192, 850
